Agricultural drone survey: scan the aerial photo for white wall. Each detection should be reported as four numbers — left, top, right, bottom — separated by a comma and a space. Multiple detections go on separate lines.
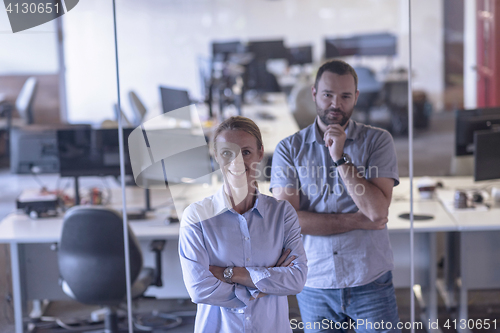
409, 0, 444, 111
0, 9, 58, 74
62, 0, 445, 124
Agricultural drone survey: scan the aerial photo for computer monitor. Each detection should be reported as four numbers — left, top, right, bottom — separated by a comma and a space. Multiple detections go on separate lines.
324, 33, 397, 58
287, 45, 313, 65
10, 124, 91, 174
159, 86, 192, 120
57, 128, 133, 177
247, 39, 288, 61
474, 129, 500, 181
212, 40, 245, 61
455, 107, 500, 156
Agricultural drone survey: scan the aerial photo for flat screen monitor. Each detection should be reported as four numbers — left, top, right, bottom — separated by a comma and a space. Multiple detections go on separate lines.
474, 129, 500, 181
212, 40, 244, 59
324, 33, 397, 58
455, 107, 500, 156
57, 128, 133, 177
247, 39, 288, 60
159, 86, 191, 120
10, 124, 91, 174
287, 45, 313, 65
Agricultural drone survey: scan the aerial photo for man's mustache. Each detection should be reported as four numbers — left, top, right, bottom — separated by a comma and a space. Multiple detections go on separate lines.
325, 108, 344, 114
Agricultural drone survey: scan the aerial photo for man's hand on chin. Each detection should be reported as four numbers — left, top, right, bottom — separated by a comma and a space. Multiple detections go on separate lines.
324, 124, 346, 161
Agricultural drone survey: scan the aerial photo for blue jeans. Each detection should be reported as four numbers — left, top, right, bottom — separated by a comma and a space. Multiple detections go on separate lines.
296, 271, 401, 333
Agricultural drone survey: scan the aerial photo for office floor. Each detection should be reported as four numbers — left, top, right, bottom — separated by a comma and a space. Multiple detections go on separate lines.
5, 289, 500, 333
1, 111, 500, 333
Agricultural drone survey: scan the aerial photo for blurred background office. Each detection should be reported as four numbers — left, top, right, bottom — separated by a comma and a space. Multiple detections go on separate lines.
1, 0, 500, 332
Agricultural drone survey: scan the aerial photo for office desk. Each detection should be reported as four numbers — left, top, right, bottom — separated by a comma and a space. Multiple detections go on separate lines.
434, 178, 500, 333
262, 179, 454, 331
387, 199, 456, 332
242, 93, 300, 154
0, 184, 189, 333
4, 176, 491, 333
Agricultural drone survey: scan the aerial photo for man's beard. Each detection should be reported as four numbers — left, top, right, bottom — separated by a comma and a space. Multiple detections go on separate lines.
316, 105, 351, 127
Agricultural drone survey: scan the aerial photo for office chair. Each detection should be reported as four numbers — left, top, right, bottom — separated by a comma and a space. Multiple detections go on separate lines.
16, 77, 38, 125
288, 80, 317, 130
57, 206, 179, 332
128, 91, 147, 126
0, 77, 38, 157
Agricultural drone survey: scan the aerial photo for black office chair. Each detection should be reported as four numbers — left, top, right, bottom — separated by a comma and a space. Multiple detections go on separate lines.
57, 206, 178, 332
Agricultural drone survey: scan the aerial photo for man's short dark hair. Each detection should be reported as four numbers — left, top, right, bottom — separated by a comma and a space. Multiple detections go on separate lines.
314, 59, 358, 92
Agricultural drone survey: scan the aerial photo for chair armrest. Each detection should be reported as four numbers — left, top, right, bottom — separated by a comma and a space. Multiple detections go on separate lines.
149, 240, 166, 287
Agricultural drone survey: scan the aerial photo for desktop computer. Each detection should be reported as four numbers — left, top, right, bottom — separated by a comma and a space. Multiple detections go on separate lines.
324, 32, 397, 58
247, 39, 288, 61
57, 127, 135, 206
57, 127, 134, 177
10, 124, 91, 174
455, 107, 500, 156
473, 129, 500, 182
287, 45, 313, 65
159, 86, 192, 121
212, 40, 245, 61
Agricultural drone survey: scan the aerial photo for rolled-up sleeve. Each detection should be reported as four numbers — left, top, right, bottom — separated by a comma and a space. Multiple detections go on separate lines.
245, 201, 307, 295
365, 130, 399, 186
179, 206, 252, 308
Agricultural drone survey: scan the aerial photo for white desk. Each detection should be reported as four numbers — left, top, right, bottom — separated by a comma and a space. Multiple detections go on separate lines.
242, 93, 299, 154
386, 187, 457, 332
434, 177, 500, 333
0, 185, 189, 333
6, 176, 498, 333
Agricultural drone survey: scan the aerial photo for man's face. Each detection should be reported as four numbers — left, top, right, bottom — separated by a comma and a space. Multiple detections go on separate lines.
312, 71, 359, 128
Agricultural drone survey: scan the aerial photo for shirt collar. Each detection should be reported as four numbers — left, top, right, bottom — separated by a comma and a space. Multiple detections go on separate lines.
305, 118, 358, 144
213, 185, 263, 216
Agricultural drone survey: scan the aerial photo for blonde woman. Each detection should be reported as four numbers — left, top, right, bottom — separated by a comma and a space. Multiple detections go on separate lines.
179, 116, 307, 332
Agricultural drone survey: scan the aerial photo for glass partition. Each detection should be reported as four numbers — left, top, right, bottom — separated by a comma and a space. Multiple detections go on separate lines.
411, 0, 500, 331
3, 0, 466, 332
0, 1, 130, 332
115, 0, 413, 331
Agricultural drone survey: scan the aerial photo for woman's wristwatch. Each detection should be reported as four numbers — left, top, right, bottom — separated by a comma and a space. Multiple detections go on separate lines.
223, 266, 234, 284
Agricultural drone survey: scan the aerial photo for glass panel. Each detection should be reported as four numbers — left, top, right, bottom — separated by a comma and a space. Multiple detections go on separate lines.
412, 0, 500, 330
114, 0, 415, 331
0, 1, 129, 332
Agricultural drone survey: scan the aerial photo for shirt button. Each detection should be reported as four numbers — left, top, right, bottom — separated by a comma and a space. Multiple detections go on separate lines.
246, 317, 250, 321
246, 258, 250, 261
263, 288, 267, 292
334, 251, 338, 255
245, 237, 249, 241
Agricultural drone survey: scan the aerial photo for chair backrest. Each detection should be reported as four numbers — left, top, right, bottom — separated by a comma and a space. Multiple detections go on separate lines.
58, 206, 143, 305
113, 104, 132, 127
353, 67, 381, 93
288, 79, 317, 129
128, 91, 147, 126
16, 77, 38, 124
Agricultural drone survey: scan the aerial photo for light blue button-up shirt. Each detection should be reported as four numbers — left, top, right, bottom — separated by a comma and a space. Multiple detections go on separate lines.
179, 186, 307, 333
270, 119, 399, 289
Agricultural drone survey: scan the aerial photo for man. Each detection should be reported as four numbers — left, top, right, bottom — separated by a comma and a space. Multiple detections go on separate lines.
270, 59, 400, 333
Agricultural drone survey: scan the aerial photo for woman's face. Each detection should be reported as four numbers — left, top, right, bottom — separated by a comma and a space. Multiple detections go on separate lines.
215, 130, 264, 191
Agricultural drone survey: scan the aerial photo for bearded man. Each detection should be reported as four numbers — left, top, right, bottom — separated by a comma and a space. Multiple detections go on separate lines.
270, 60, 401, 333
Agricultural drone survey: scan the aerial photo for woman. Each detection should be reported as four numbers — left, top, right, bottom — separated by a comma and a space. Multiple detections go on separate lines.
179, 116, 307, 333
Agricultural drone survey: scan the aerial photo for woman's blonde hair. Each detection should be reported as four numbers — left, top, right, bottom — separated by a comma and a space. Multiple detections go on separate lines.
213, 116, 263, 151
